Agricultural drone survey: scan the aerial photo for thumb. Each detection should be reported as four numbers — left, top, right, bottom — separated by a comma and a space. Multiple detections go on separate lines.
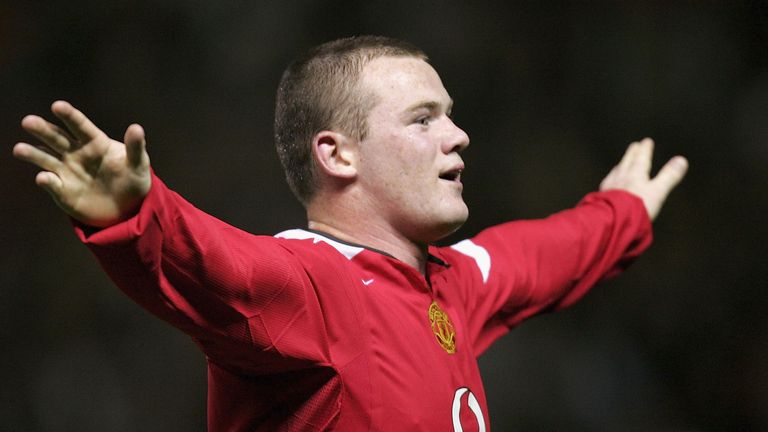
652, 156, 689, 195
124, 123, 148, 170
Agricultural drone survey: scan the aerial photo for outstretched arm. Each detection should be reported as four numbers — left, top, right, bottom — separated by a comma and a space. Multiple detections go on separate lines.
454, 138, 686, 352
13, 101, 151, 227
599, 137, 688, 221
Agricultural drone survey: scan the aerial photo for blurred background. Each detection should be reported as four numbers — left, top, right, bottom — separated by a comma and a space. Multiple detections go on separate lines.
1, 1, 766, 430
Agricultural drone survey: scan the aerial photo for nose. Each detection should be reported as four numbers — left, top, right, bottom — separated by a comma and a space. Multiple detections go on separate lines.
443, 117, 470, 154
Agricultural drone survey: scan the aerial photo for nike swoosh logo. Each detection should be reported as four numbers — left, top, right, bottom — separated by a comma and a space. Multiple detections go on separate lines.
362, 279, 374, 286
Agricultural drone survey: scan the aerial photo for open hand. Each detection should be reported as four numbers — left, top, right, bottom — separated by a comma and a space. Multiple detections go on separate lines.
13, 101, 151, 227
600, 138, 688, 221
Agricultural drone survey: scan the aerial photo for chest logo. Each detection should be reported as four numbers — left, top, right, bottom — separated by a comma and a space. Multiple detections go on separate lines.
428, 301, 456, 354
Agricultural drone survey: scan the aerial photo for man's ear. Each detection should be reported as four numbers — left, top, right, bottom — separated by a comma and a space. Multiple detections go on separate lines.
312, 131, 358, 180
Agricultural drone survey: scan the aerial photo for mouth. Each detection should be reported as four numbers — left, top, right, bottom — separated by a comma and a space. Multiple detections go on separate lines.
439, 166, 464, 183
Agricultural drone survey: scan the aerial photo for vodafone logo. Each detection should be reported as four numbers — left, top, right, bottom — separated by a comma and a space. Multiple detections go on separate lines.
452, 387, 486, 432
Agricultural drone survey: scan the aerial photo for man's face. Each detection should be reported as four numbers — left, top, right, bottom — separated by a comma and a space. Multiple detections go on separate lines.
355, 56, 470, 244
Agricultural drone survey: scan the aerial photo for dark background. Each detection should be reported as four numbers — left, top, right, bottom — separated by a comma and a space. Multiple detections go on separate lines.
2, 1, 767, 431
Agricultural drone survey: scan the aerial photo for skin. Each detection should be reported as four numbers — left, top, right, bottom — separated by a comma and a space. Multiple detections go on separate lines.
307, 57, 470, 272
13, 57, 688, 273
14, 101, 150, 228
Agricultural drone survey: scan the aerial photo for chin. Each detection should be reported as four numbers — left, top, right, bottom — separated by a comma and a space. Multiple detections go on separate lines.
428, 206, 469, 242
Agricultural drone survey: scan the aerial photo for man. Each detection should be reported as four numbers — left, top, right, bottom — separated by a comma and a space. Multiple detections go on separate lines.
13, 36, 687, 431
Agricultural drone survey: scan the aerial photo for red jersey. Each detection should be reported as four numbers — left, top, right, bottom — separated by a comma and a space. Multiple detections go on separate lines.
75, 173, 652, 431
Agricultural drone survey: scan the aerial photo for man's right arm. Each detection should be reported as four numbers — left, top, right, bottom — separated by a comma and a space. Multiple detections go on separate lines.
13, 102, 329, 373
74, 171, 324, 373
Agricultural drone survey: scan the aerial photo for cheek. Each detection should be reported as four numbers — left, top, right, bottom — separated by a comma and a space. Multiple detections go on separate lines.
394, 135, 436, 173
359, 129, 438, 194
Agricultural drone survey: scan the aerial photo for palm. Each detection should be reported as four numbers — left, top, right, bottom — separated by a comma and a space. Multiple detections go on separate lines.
14, 101, 151, 227
56, 135, 148, 224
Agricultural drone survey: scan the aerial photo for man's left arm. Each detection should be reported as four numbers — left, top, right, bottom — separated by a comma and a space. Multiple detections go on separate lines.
446, 138, 687, 353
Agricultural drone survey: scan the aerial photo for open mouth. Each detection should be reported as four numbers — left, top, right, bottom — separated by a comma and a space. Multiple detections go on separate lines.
439, 168, 463, 182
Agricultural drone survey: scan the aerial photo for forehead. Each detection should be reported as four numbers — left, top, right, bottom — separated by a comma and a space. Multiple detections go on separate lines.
360, 56, 451, 108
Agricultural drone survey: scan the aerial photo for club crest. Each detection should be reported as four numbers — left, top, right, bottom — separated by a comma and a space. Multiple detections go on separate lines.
428, 301, 456, 354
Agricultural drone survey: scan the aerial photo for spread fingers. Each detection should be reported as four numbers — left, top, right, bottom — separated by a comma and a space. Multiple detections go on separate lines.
13, 142, 64, 173
21, 115, 75, 154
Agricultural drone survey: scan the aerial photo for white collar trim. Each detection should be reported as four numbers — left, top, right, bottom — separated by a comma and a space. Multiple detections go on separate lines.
274, 229, 364, 260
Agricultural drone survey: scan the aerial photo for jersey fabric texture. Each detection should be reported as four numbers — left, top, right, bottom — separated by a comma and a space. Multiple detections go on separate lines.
74, 173, 652, 431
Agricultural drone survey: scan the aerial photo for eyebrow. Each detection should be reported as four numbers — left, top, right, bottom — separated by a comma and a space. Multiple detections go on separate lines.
405, 98, 454, 115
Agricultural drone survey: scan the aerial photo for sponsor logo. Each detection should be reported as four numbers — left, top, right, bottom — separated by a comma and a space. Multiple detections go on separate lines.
452, 387, 486, 432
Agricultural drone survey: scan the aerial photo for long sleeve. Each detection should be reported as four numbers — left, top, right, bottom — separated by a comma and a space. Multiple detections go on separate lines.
440, 190, 653, 355
73, 172, 330, 374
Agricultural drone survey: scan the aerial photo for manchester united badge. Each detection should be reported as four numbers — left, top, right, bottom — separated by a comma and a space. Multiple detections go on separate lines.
428, 301, 456, 354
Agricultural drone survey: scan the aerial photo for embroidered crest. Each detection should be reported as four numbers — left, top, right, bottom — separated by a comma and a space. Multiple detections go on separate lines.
428, 301, 456, 354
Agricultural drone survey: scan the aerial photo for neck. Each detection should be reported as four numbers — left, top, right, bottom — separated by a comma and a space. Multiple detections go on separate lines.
307, 217, 429, 274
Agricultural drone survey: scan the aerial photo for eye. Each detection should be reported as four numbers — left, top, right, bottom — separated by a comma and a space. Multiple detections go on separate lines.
416, 116, 431, 126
